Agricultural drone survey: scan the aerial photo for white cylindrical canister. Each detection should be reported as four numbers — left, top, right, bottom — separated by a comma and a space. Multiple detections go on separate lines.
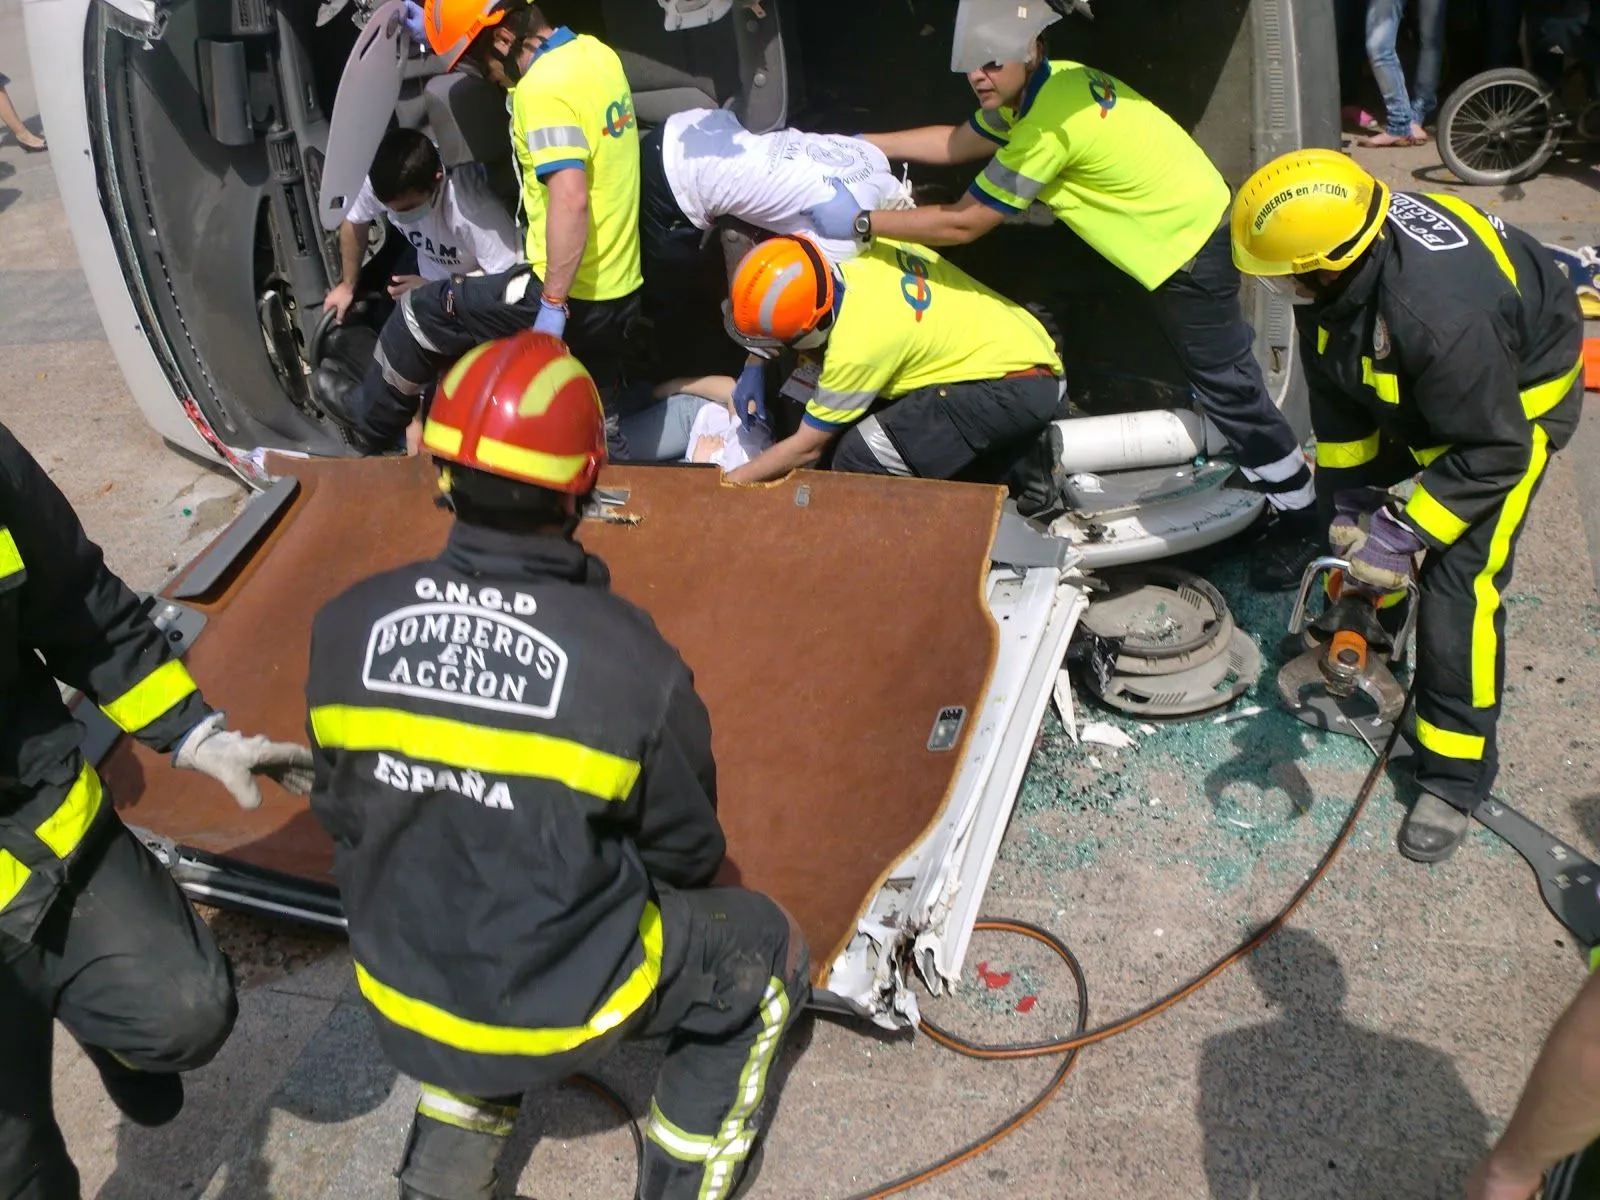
1052, 410, 1225, 474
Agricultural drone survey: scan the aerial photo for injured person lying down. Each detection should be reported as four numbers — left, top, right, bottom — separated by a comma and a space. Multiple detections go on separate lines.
612, 375, 774, 472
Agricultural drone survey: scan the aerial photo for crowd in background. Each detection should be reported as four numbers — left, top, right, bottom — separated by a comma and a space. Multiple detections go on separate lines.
1334, 0, 1599, 146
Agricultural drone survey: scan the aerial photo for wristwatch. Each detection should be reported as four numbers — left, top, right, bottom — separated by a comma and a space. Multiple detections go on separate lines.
852, 210, 873, 245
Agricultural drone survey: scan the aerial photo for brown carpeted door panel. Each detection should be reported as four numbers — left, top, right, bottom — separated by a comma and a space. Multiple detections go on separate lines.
100, 459, 1003, 981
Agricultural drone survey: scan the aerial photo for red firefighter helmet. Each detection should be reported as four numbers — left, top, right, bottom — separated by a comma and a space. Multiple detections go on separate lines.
422, 330, 607, 496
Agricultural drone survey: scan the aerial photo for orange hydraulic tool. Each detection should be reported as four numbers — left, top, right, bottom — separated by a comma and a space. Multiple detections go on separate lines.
1276, 555, 1419, 735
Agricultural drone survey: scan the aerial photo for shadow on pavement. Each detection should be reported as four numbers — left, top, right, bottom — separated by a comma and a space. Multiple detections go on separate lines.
1570, 794, 1600, 856
1197, 928, 1488, 1198
97, 951, 402, 1199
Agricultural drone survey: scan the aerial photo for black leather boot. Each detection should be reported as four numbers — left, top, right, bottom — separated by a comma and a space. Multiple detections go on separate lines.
82, 1045, 185, 1127
1399, 792, 1471, 863
1249, 505, 1327, 592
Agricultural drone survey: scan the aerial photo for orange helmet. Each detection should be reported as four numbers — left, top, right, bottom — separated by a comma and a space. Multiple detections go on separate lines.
727, 236, 837, 348
422, 330, 607, 496
423, 0, 518, 69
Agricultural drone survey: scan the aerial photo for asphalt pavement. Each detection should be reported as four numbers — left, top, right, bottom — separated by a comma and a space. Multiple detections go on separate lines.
4, 17, 1600, 1197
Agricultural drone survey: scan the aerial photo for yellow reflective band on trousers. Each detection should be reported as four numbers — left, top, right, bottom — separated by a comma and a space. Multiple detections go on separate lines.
100, 658, 199, 734
0, 526, 21, 581
1471, 423, 1551, 708
1405, 484, 1470, 546
1412, 444, 1451, 467
1360, 358, 1400, 404
416, 1086, 518, 1137
309, 705, 640, 801
1414, 716, 1487, 760
700, 976, 791, 1200
1427, 194, 1519, 290
1521, 359, 1583, 421
1, 763, 106, 913
1316, 327, 1329, 355
354, 902, 663, 1057
1317, 431, 1381, 469
646, 1100, 719, 1163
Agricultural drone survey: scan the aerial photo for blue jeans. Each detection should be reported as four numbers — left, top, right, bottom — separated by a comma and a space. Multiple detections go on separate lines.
1367, 0, 1418, 135
1410, 0, 1448, 125
615, 393, 714, 462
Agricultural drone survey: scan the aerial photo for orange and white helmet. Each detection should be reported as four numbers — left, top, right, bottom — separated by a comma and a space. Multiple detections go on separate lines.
726, 236, 838, 351
423, 0, 522, 69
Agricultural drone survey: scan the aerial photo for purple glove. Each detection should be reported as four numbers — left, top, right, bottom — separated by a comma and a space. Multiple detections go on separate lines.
1347, 506, 1424, 592
1329, 486, 1391, 555
732, 359, 767, 429
532, 296, 568, 340
401, 0, 427, 44
807, 178, 862, 242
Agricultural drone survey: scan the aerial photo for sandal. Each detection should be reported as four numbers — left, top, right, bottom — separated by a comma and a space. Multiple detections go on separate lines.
1354, 132, 1423, 147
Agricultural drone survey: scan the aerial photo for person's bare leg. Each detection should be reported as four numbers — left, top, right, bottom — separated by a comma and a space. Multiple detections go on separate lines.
0, 85, 45, 150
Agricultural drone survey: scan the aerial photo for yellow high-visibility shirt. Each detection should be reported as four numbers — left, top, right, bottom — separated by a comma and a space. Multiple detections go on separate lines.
805, 238, 1062, 429
510, 29, 642, 301
968, 60, 1231, 291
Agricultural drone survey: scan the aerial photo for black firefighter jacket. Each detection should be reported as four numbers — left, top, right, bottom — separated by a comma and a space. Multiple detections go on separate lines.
0, 422, 211, 941
304, 521, 727, 1096
1298, 190, 1584, 552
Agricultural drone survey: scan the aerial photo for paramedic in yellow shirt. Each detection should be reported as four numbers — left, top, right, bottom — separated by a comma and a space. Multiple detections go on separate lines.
721, 235, 1064, 498
807, 34, 1323, 590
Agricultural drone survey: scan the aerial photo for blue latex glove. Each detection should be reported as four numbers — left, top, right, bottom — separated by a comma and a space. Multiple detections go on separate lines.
402, 0, 427, 44
1328, 486, 1390, 555
1347, 506, 1424, 592
807, 178, 863, 242
532, 297, 568, 340
732, 359, 768, 429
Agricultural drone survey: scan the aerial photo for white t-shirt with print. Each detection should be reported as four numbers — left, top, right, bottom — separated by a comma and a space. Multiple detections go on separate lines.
660, 108, 915, 261
346, 164, 523, 281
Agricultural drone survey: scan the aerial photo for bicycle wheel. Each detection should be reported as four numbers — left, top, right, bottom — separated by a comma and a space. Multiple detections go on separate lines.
1438, 67, 1563, 186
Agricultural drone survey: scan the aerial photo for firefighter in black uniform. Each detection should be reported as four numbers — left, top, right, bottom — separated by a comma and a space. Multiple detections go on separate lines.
1230, 149, 1585, 864
0, 421, 315, 1197
304, 329, 809, 1200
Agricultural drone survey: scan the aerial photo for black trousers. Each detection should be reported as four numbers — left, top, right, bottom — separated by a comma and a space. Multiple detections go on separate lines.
353, 267, 643, 455
637, 125, 748, 380
1151, 220, 1313, 512
1314, 386, 1580, 812
831, 373, 1065, 495
396, 885, 808, 1200
0, 818, 237, 1199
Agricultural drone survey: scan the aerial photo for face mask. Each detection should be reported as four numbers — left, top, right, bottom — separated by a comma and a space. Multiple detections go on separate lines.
389, 185, 438, 226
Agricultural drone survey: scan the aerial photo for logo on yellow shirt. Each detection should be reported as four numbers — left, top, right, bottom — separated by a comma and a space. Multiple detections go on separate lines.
603, 95, 636, 139
896, 248, 933, 322
1088, 73, 1117, 118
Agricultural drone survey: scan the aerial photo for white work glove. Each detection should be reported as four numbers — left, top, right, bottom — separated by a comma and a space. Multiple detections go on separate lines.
173, 712, 316, 811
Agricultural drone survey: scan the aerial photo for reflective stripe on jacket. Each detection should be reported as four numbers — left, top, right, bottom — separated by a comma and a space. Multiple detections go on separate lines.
304, 522, 725, 1097
0, 422, 211, 940
1299, 192, 1585, 551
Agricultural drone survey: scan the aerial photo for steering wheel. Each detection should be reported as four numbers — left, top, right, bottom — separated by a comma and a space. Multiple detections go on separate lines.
306, 291, 390, 369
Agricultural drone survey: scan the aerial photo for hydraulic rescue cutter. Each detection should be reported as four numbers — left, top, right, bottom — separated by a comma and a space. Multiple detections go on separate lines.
1278, 556, 1600, 954
1276, 555, 1415, 741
